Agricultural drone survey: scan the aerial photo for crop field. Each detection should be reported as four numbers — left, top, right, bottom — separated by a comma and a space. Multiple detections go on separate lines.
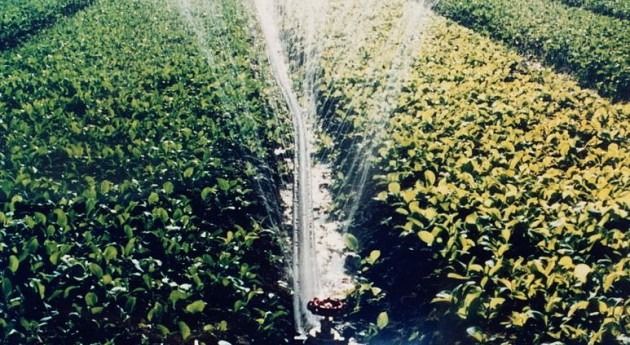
322, 11, 629, 345
0, 0, 94, 49
434, 0, 630, 102
553, 0, 630, 20
0, 0, 293, 343
0, 0, 628, 344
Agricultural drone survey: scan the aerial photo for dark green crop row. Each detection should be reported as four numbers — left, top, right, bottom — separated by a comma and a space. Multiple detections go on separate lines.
0, 0, 293, 344
553, 0, 630, 20
0, 0, 94, 50
433, 0, 630, 102
319, 14, 629, 345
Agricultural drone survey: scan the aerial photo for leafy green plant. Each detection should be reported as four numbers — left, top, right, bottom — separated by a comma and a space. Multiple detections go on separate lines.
0, 0, 94, 50
318, 14, 629, 344
552, 0, 630, 20
0, 0, 293, 343
433, 0, 630, 102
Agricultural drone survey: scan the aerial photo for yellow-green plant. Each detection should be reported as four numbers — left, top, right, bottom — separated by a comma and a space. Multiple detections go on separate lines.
321, 16, 629, 344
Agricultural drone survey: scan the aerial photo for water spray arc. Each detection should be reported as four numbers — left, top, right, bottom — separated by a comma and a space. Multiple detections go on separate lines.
253, 0, 432, 341
253, 0, 321, 333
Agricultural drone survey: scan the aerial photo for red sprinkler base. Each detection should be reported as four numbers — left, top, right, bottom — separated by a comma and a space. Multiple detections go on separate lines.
294, 298, 347, 345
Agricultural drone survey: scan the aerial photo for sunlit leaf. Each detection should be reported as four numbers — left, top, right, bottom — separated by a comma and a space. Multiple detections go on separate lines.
377, 311, 389, 329
85, 292, 98, 307
148, 192, 159, 205
418, 231, 435, 246
185, 300, 207, 313
217, 178, 230, 192
178, 321, 191, 340
343, 233, 359, 252
163, 181, 174, 194
89, 263, 104, 278
574, 264, 591, 283
388, 182, 401, 194
8, 256, 19, 273
366, 250, 381, 265
424, 170, 436, 186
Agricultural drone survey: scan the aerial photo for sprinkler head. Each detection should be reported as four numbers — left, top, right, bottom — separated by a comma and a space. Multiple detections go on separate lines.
307, 297, 347, 317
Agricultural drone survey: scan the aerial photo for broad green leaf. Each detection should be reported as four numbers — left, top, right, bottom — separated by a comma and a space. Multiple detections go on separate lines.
89, 263, 103, 278
465, 213, 477, 225
388, 182, 401, 194
148, 192, 159, 205
54, 209, 67, 227
33, 212, 46, 224
418, 231, 435, 246
343, 233, 359, 252
421, 208, 438, 221
24, 237, 39, 255
183, 167, 194, 178
153, 208, 169, 222
217, 178, 230, 192
2, 278, 13, 298
574, 264, 591, 283
29, 279, 45, 300
424, 170, 436, 186
85, 292, 98, 306
124, 238, 136, 255
102, 274, 112, 285
409, 201, 422, 214
163, 182, 174, 194
156, 324, 170, 336
234, 299, 244, 312
148, 302, 163, 322
558, 256, 573, 268
447, 273, 469, 280
126, 296, 137, 313
185, 300, 207, 313
90, 307, 104, 314
603, 272, 621, 292
169, 290, 189, 307
178, 321, 191, 340
100, 180, 112, 194
376, 191, 388, 201
201, 187, 213, 201
377, 311, 389, 329
103, 246, 118, 264
568, 300, 588, 317
467, 327, 485, 342
8, 256, 19, 273
489, 297, 505, 310
366, 250, 381, 265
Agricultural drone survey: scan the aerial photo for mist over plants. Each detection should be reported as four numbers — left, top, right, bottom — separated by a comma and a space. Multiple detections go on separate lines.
0, 0, 628, 344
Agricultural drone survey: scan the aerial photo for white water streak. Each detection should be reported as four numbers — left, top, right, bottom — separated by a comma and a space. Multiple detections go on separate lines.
254, 0, 320, 333
253, 0, 433, 335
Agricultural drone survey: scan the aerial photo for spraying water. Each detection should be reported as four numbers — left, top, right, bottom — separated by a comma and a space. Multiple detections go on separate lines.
253, 0, 433, 336
254, 0, 320, 333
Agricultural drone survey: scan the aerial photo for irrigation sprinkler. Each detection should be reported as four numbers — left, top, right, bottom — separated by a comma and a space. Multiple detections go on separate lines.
294, 297, 348, 345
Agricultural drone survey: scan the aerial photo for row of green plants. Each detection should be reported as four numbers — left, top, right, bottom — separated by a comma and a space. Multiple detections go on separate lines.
319, 15, 629, 345
553, 0, 630, 20
0, 0, 294, 343
433, 0, 630, 102
0, 0, 94, 49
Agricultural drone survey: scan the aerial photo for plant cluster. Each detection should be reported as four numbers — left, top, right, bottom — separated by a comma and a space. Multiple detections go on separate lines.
553, 0, 630, 20
320, 16, 629, 345
0, 0, 293, 343
0, 0, 94, 50
433, 0, 630, 102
